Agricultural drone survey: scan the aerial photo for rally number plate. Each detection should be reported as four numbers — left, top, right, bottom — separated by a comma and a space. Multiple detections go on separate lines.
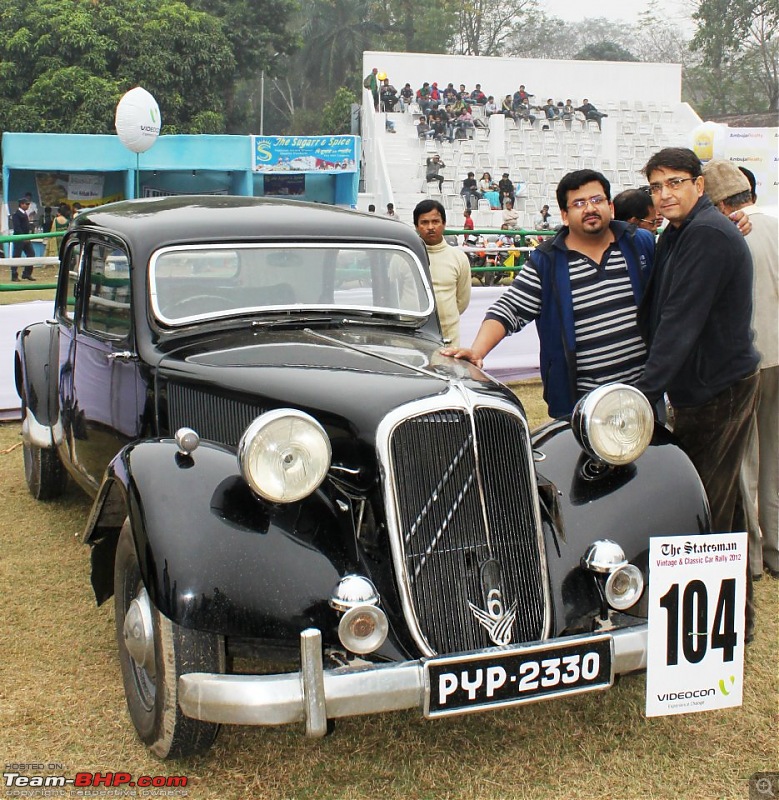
424, 634, 613, 717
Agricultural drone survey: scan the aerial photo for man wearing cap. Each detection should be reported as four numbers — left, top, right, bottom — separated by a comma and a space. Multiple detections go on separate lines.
636, 147, 759, 569
11, 197, 36, 281
703, 159, 778, 583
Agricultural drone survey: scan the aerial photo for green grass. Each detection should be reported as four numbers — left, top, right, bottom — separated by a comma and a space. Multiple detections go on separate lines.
0, 401, 776, 799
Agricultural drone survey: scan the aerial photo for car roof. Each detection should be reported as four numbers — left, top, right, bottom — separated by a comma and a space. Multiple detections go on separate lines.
72, 196, 426, 254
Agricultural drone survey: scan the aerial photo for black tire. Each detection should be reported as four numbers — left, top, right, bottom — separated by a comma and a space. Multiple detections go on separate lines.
23, 436, 68, 500
114, 519, 225, 759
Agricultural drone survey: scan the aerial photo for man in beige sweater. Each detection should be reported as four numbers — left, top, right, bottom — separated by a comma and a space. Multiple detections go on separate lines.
414, 199, 471, 347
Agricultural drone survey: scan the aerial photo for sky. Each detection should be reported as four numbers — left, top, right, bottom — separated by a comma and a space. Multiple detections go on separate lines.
539, 0, 696, 33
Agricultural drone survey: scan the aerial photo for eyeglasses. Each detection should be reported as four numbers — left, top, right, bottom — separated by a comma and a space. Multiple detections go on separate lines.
567, 195, 607, 210
647, 177, 697, 195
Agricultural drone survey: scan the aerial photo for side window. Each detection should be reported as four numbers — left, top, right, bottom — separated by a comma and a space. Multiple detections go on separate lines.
58, 243, 82, 323
83, 242, 132, 338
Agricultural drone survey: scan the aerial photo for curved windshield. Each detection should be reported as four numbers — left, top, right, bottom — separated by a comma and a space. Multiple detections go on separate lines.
150, 243, 434, 326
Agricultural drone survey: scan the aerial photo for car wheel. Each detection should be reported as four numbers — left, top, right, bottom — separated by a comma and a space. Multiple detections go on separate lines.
114, 519, 225, 759
22, 426, 68, 501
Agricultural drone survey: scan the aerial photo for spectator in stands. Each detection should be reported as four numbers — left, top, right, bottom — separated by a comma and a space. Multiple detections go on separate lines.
458, 84, 470, 102
501, 95, 515, 119
542, 99, 559, 121
385, 203, 400, 220
613, 188, 663, 235
416, 82, 432, 113
515, 100, 536, 126
513, 85, 532, 107
576, 98, 608, 130
498, 173, 515, 208
534, 204, 556, 230
425, 154, 446, 190
460, 172, 480, 209
453, 105, 474, 139
399, 83, 413, 111
702, 159, 778, 583
479, 172, 497, 194
561, 99, 575, 129
443, 83, 458, 104
502, 199, 520, 229
462, 208, 474, 231
429, 82, 441, 107
441, 169, 656, 419
367, 204, 376, 213
470, 84, 487, 105
484, 96, 499, 117
417, 117, 434, 140
414, 199, 471, 347
380, 79, 398, 112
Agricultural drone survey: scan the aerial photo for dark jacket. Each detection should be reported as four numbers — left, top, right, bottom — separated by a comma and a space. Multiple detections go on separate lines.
528, 221, 655, 418
12, 207, 31, 235
635, 196, 759, 407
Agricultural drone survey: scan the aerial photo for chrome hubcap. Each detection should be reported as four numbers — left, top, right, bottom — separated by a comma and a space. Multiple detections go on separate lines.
123, 587, 155, 675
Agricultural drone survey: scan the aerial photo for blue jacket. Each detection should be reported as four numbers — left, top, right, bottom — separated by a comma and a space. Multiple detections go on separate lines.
529, 221, 655, 418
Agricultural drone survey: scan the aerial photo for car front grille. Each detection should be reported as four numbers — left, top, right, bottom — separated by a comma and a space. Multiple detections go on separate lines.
385, 397, 547, 656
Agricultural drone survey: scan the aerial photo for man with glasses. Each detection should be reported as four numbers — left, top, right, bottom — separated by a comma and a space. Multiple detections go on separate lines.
635, 147, 760, 640
442, 169, 655, 418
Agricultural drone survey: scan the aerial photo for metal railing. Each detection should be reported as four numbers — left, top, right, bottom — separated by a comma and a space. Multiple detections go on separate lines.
0, 231, 64, 291
446, 227, 552, 279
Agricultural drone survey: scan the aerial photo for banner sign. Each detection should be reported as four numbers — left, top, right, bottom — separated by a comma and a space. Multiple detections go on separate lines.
34, 173, 116, 209
645, 532, 747, 717
252, 135, 358, 173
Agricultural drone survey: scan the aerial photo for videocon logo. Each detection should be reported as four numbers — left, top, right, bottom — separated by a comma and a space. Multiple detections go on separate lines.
718, 675, 736, 696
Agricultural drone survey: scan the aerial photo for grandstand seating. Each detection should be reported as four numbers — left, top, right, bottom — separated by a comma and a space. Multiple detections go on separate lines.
372, 100, 689, 228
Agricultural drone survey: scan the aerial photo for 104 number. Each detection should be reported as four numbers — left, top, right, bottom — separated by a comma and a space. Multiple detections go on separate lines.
659, 579, 737, 665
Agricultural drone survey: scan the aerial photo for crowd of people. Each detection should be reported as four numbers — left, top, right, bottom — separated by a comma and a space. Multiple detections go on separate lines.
366, 69, 610, 135
413, 152, 777, 647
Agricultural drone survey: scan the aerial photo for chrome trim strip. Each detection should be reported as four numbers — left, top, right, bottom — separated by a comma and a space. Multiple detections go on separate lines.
177, 625, 647, 726
375, 385, 552, 657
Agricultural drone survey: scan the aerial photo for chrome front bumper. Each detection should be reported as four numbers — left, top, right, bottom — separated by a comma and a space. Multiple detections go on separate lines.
178, 624, 648, 736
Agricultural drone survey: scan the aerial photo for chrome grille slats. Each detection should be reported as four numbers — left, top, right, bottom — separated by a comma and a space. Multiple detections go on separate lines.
383, 392, 548, 656
168, 383, 266, 446
474, 407, 546, 642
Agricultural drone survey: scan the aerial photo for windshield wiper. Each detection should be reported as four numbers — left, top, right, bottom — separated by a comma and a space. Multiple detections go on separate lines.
251, 315, 334, 329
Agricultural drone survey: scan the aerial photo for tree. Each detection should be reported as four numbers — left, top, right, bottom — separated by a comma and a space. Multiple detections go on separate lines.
575, 41, 638, 62
454, 0, 539, 56
0, 0, 238, 134
692, 0, 779, 111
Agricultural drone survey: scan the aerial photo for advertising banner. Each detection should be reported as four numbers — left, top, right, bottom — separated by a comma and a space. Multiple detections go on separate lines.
34, 173, 118, 209
252, 135, 358, 173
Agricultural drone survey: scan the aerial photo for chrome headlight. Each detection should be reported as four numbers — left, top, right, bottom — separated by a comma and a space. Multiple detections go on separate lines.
572, 383, 653, 466
238, 409, 331, 503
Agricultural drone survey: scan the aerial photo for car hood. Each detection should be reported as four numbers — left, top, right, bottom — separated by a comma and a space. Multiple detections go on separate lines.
156, 326, 516, 446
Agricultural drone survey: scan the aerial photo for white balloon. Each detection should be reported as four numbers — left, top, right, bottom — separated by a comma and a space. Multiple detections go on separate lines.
115, 87, 161, 153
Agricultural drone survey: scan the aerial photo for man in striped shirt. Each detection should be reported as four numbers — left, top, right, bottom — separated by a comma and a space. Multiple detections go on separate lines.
442, 169, 655, 418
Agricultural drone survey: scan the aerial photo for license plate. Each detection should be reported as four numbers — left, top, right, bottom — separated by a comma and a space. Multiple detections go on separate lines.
424, 634, 613, 717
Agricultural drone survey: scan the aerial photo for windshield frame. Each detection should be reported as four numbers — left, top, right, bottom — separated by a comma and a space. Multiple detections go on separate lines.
148, 242, 435, 328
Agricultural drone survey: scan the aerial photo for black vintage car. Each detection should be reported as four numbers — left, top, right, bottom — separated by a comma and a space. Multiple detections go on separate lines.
15, 196, 709, 759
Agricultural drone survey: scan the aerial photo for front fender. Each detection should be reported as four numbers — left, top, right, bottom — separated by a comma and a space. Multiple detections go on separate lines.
15, 321, 60, 447
532, 421, 710, 631
84, 438, 350, 641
